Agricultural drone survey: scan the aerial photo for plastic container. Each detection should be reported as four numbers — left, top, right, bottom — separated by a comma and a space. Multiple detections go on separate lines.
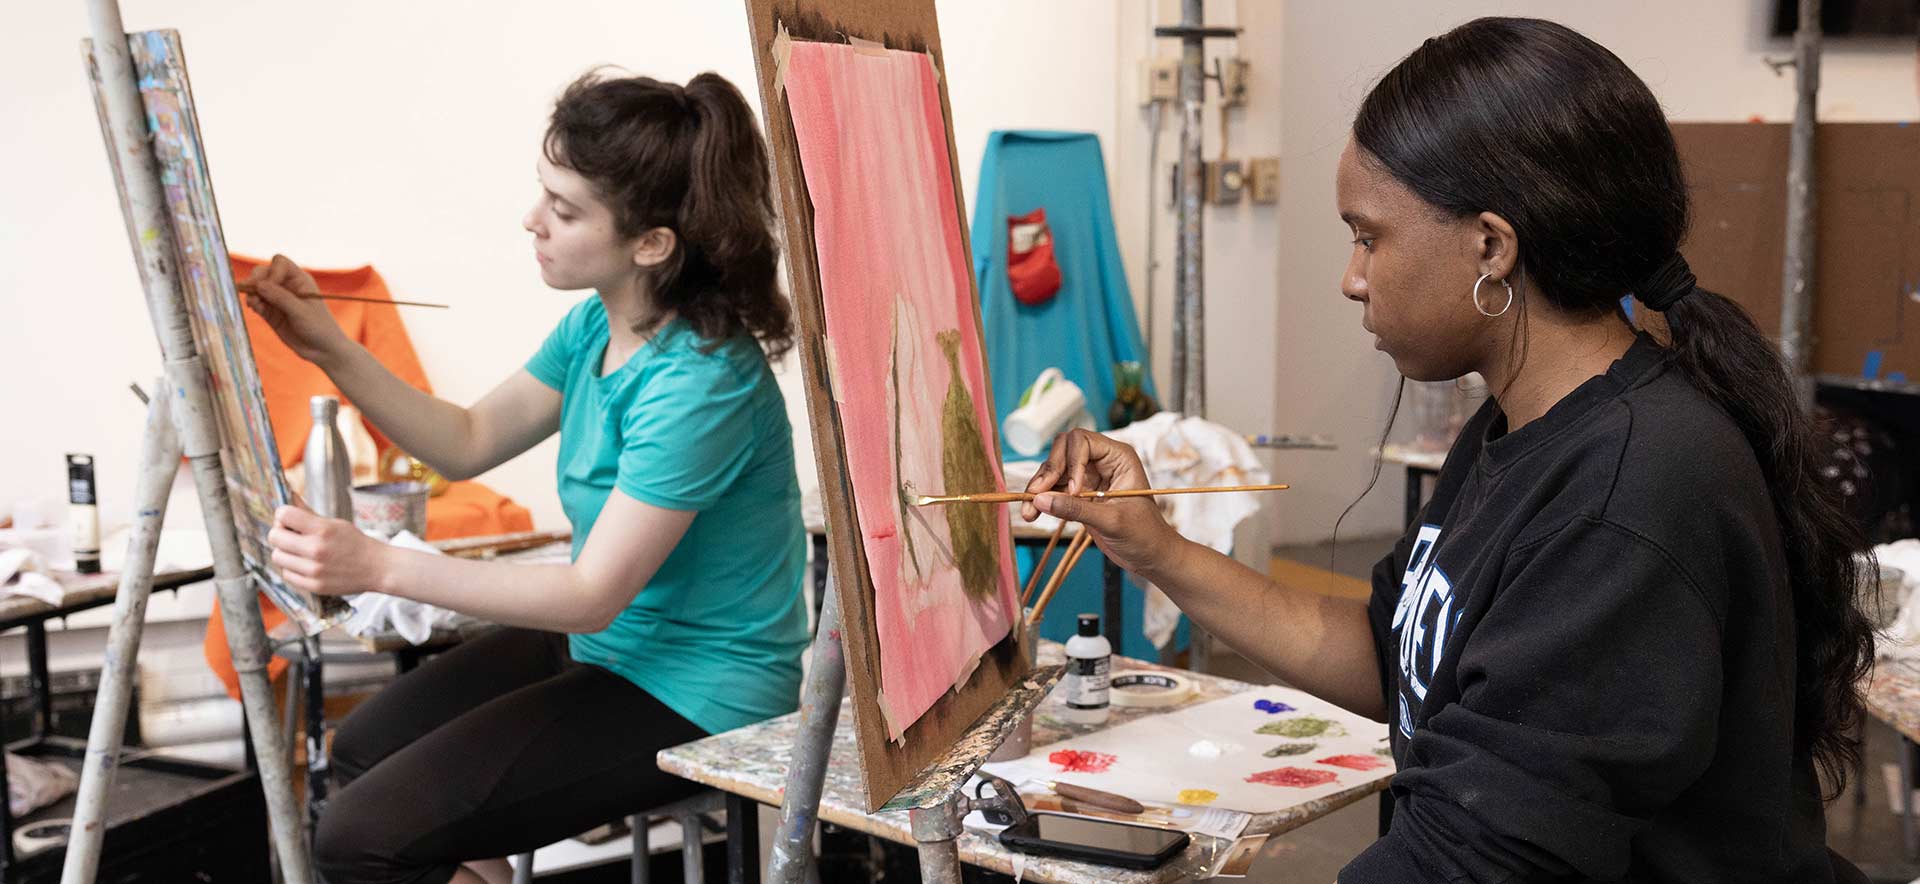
1062, 613, 1112, 725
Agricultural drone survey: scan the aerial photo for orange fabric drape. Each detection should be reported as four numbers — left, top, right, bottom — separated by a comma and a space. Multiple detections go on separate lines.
203, 255, 532, 699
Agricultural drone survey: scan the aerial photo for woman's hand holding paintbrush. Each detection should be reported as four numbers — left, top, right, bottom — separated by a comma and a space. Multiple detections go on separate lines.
240, 254, 375, 366
1016, 429, 1210, 584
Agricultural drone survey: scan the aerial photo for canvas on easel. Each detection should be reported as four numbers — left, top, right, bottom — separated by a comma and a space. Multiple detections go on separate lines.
743, 0, 1031, 811
117, 30, 345, 633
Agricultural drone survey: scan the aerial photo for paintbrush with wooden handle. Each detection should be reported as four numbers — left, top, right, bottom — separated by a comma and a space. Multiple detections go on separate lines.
235, 280, 449, 310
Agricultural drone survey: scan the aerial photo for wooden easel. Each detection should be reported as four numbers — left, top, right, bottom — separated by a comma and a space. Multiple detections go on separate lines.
736, 0, 1058, 879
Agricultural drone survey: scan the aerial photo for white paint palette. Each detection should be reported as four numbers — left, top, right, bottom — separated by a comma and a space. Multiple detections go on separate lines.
982, 687, 1393, 814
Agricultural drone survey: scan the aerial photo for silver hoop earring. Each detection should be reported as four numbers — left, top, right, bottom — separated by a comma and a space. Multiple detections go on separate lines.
1473, 273, 1514, 318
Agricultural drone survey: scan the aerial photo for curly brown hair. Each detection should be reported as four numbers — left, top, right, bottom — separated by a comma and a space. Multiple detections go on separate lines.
545, 70, 792, 360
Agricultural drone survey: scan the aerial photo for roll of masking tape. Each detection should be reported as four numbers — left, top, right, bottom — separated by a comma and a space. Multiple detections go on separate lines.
14, 818, 70, 857
1109, 671, 1194, 708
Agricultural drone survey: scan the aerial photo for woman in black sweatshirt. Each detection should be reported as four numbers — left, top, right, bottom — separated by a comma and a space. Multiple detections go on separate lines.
1024, 17, 1874, 884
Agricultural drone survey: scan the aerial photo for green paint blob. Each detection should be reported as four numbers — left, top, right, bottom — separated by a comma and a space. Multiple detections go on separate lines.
938, 329, 999, 599
1372, 746, 1392, 757
1262, 742, 1316, 757
1256, 717, 1347, 738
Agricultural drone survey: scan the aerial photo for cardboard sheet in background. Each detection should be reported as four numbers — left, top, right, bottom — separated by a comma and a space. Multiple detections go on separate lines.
1672, 123, 1920, 377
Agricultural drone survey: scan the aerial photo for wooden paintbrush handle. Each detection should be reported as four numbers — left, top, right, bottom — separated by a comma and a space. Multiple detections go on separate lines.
236, 280, 448, 309
1053, 782, 1146, 815
1027, 531, 1093, 628
1019, 520, 1068, 608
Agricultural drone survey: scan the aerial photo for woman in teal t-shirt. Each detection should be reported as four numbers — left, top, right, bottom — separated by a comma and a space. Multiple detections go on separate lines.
245, 71, 808, 884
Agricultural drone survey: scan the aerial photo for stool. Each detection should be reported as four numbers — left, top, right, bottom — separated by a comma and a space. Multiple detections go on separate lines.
511, 790, 726, 884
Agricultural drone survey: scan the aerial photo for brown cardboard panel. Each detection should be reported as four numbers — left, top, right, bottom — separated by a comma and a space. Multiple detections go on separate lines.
1673, 123, 1920, 377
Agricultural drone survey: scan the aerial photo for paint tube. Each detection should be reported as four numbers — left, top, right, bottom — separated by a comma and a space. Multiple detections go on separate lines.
67, 453, 100, 574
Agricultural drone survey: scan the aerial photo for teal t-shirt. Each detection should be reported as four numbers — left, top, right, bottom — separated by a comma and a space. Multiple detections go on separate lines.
524, 295, 808, 734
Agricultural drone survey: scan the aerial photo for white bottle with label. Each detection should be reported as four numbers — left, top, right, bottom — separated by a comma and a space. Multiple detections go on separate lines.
1062, 613, 1112, 724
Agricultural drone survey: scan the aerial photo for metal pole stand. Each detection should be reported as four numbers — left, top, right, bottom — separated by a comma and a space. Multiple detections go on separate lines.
907, 799, 967, 884
766, 577, 1062, 884
71, 2, 316, 880
912, 772, 1029, 884
1153, 0, 1238, 677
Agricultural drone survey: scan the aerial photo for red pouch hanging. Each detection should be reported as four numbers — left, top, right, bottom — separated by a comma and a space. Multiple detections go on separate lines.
1007, 207, 1063, 306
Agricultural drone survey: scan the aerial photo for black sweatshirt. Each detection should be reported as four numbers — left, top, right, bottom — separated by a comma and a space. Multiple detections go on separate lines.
1342, 334, 1834, 883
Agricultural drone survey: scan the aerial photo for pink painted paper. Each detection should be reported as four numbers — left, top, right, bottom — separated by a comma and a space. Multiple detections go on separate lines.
784, 41, 1018, 740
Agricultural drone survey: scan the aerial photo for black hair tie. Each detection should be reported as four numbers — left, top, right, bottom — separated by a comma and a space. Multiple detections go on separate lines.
1637, 253, 1696, 311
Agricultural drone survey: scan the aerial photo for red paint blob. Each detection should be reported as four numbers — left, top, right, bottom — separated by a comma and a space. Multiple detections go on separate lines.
1048, 750, 1117, 773
1316, 754, 1387, 772
1246, 766, 1338, 788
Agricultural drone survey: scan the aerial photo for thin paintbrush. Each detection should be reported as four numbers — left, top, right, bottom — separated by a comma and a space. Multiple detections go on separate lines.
235, 280, 449, 310
1027, 531, 1094, 629
912, 483, 1289, 507
1019, 520, 1069, 610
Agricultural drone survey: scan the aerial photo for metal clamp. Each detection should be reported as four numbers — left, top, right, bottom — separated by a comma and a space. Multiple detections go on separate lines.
969, 772, 1030, 828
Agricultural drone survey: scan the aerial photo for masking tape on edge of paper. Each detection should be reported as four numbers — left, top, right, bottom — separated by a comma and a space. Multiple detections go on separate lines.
771, 22, 794, 94
821, 337, 845, 404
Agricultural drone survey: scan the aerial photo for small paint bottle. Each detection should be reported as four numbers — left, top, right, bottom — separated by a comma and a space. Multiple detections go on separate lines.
1062, 613, 1111, 724
67, 454, 101, 574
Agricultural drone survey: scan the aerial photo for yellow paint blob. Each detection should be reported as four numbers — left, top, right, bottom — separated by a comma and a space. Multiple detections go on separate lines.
1177, 788, 1219, 806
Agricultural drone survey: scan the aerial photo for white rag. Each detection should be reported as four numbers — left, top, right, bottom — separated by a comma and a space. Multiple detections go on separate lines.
6, 752, 77, 818
340, 530, 474, 644
1872, 540, 1920, 661
0, 546, 69, 607
1101, 413, 1270, 649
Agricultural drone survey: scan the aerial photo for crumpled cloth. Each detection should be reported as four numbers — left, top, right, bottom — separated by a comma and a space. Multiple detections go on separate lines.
1103, 413, 1269, 649
7, 752, 77, 818
0, 546, 68, 607
1871, 540, 1920, 661
340, 530, 474, 644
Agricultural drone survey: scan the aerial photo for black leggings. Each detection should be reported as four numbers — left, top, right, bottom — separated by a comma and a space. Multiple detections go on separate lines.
314, 627, 709, 884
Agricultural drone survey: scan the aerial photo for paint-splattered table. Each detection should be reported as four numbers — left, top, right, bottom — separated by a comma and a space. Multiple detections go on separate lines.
1864, 657, 1920, 857
658, 643, 1391, 883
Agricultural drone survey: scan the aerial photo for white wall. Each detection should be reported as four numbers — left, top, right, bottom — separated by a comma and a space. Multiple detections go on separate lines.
0, 1, 1119, 538
1113, 0, 1919, 546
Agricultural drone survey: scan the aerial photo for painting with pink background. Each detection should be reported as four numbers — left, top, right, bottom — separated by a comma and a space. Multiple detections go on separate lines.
784, 40, 1019, 741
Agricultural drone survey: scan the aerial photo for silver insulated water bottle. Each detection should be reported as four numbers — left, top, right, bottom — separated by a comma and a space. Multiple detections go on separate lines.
304, 395, 353, 520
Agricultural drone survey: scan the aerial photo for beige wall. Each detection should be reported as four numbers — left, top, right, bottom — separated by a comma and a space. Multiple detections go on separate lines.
0, 0, 1120, 534
3, 1, 1916, 552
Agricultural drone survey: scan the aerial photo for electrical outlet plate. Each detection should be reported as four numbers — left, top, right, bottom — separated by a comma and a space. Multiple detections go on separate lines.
1206, 160, 1245, 206
1140, 58, 1178, 105
1249, 157, 1280, 204
1220, 57, 1251, 107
